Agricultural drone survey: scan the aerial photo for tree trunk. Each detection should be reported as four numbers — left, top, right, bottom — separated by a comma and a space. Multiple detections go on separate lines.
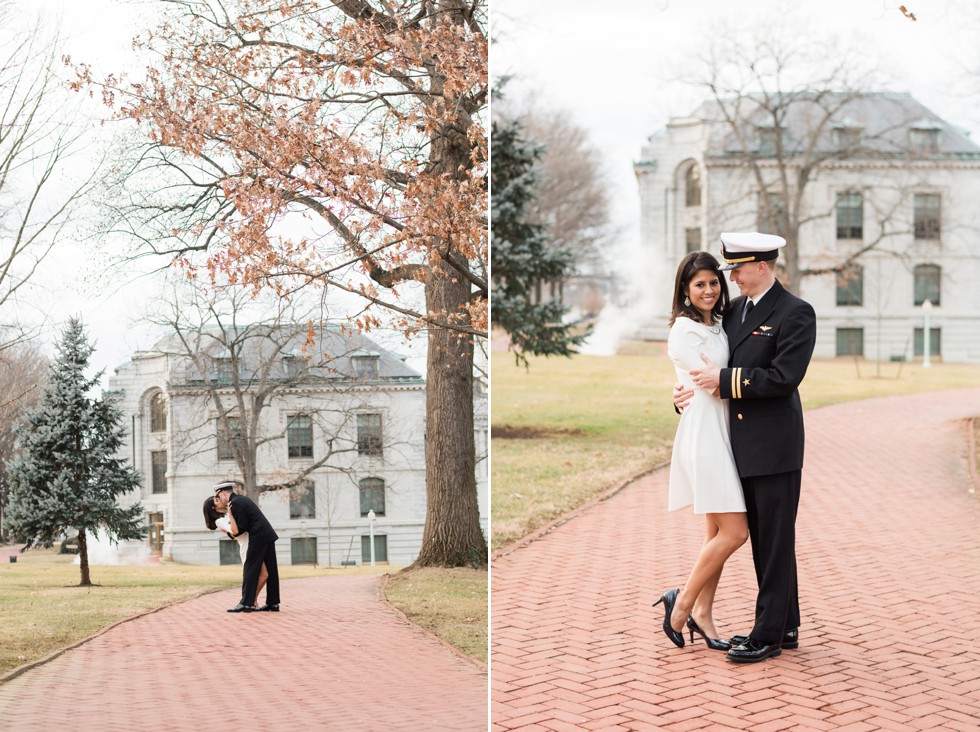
77, 527, 91, 587
413, 259, 487, 568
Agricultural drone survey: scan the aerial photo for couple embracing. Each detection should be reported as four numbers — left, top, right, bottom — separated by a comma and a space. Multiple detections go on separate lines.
204, 481, 282, 613
653, 232, 816, 664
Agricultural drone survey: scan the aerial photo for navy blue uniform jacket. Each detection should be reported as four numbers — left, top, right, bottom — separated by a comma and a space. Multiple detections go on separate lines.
719, 280, 817, 478
228, 495, 279, 544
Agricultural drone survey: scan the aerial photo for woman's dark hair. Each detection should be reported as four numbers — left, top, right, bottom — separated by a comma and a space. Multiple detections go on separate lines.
669, 251, 730, 326
203, 497, 223, 531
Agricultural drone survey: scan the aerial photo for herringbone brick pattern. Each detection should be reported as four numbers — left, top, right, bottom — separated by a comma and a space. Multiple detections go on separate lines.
492, 388, 980, 731
0, 574, 487, 731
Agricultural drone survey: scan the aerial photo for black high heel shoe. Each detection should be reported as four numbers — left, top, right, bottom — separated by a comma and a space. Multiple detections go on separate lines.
686, 615, 732, 651
652, 589, 685, 648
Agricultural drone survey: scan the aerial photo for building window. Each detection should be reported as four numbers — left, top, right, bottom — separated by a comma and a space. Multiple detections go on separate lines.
684, 227, 701, 254
215, 357, 236, 383
151, 450, 167, 493
282, 354, 301, 379
352, 355, 380, 380
684, 165, 701, 207
835, 264, 864, 307
913, 328, 941, 357
910, 128, 940, 154
757, 190, 787, 237
832, 126, 861, 150
361, 534, 388, 563
149, 392, 167, 433
287, 415, 313, 459
290, 483, 316, 519
219, 540, 241, 565
836, 328, 864, 357
359, 477, 386, 517
755, 125, 784, 157
291, 537, 317, 565
217, 416, 242, 461
913, 264, 941, 306
357, 413, 383, 457
913, 194, 941, 240
836, 192, 863, 240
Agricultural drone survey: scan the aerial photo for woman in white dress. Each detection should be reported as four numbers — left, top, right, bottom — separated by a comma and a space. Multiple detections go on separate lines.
653, 251, 748, 651
204, 497, 269, 607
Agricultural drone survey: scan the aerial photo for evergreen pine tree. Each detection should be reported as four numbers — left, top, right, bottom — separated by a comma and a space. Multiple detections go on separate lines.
6, 318, 145, 586
491, 118, 590, 365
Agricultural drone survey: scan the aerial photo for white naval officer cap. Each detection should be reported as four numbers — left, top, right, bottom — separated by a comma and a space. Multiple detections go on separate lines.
213, 480, 239, 495
719, 232, 786, 270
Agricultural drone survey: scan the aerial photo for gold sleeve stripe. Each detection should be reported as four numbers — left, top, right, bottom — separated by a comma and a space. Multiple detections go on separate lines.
737, 368, 742, 399
731, 368, 738, 399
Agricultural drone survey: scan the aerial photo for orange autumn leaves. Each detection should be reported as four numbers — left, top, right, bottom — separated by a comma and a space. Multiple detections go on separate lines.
75, 0, 487, 339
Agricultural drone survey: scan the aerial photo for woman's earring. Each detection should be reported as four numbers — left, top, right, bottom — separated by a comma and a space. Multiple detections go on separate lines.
684, 296, 691, 306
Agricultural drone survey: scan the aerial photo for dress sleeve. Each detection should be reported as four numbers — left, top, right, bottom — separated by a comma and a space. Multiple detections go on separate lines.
668, 319, 714, 376
214, 515, 234, 537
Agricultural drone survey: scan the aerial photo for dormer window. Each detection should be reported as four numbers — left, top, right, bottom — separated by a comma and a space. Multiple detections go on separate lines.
832, 125, 862, 151
352, 354, 380, 380
755, 125, 785, 157
283, 353, 301, 378
215, 356, 235, 383
909, 121, 941, 154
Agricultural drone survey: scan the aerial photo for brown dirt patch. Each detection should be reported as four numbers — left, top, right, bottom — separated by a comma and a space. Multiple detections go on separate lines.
492, 424, 587, 440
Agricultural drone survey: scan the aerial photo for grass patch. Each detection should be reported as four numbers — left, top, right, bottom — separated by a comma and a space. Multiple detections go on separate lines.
491, 341, 980, 551
0, 547, 387, 679
384, 566, 488, 664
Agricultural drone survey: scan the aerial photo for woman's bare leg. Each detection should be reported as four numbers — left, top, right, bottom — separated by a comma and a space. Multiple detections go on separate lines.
255, 563, 269, 606
669, 512, 748, 636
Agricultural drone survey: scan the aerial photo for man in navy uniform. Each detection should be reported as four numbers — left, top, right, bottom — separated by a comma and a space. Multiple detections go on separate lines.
214, 481, 281, 613
678, 232, 816, 663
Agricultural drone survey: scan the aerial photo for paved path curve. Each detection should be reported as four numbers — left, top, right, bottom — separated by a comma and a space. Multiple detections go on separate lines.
0, 574, 487, 731
492, 387, 980, 731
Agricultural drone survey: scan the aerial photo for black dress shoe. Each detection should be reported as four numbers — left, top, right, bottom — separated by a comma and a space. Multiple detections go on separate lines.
726, 637, 782, 663
256, 604, 280, 612
227, 603, 254, 613
730, 628, 798, 649
652, 589, 685, 648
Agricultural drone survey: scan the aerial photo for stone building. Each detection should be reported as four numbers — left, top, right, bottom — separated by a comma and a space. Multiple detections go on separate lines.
108, 325, 488, 566
635, 92, 980, 363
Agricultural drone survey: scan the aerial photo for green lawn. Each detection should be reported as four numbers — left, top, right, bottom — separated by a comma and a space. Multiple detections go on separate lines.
492, 341, 980, 551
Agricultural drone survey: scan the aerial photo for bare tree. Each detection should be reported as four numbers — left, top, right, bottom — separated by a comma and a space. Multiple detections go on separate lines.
683, 19, 938, 292
0, 339, 47, 539
146, 279, 421, 503
0, 7, 101, 347
508, 104, 619, 316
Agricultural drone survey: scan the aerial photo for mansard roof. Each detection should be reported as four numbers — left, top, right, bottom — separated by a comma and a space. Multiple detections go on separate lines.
147, 323, 423, 387
686, 91, 980, 160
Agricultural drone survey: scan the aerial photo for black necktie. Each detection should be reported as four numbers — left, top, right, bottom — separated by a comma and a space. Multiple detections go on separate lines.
742, 299, 754, 324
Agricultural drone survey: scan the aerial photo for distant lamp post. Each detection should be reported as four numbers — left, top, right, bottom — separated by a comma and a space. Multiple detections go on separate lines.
367, 509, 376, 566
922, 299, 932, 368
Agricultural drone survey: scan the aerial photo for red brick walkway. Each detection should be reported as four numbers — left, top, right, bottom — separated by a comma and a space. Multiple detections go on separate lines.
0, 574, 487, 731
492, 387, 980, 731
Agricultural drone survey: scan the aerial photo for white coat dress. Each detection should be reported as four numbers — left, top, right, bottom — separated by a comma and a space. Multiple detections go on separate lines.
215, 515, 249, 563
667, 316, 746, 514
